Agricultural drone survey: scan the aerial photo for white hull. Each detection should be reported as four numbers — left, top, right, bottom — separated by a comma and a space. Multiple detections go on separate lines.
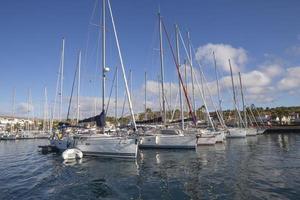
227, 128, 246, 138
246, 128, 257, 136
257, 129, 265, 134
215, 131, 226, 143
1, 134, 16, 140
74, 135, 138, 159
62, 148, 83, 160
197, 135, 216, 145
139, 134, 196, 149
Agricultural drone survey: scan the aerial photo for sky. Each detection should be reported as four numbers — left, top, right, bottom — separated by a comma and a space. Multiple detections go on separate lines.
0, 0, 300, 119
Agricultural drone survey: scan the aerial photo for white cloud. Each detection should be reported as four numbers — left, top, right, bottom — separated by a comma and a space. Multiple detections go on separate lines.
260, 64, 283, 78
278, 66, 300, 90
195, 43, 248, 72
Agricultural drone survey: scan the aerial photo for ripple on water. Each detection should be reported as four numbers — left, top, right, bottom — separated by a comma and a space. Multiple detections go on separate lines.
1, 134, 300, 200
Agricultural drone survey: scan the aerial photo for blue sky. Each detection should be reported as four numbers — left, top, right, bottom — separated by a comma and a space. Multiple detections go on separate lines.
0, 0, 300, 118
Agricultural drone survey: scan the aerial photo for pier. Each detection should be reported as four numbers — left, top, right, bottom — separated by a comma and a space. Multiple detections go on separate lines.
264, 126, 300, 134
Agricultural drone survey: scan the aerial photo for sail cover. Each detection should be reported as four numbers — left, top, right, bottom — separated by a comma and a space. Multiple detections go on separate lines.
78, 110, 106, 127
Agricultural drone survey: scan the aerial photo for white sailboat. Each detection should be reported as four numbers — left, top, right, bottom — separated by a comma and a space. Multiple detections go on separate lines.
238, 72, 257, 136
226, 59, 246, 138
48, 37, 72, 151
139, 17, 197, 149
73, 0, 138, 159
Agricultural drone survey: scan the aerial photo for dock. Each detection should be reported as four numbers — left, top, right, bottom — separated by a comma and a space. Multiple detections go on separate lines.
264, 126, 300, 134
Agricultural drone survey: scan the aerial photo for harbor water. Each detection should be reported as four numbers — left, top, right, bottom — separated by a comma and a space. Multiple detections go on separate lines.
0, 133, 299, 199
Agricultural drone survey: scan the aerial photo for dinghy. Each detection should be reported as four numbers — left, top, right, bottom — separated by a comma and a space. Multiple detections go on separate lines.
62, 148, 83, 160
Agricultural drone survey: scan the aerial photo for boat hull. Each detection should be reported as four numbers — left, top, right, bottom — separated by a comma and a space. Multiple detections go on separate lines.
227, 128, 247, 138
215, 131, 226, 143
246, 128, 257, 136
74, 135, 138, 159
197, 135, 216, 145
139, 135, 196, 149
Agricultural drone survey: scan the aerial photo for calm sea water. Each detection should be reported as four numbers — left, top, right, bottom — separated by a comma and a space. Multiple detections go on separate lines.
0, 134, 299, 200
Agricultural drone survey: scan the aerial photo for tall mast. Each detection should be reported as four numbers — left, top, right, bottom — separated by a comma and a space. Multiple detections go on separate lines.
213, 52, 222, 114
101, 0, 106, 133
107, 0, 137, 130
238, 72, 247, 127
43, 87, 48, 132
130, 69, 132, 101
158, 75, 162, 116
11, 87, 16, 118
175, 24, 184, 130
187, 32, 196, 117
144, 71, 147, 120
59, 38, 65, 121
158, 12, 166, 126
77, 51, 81, 123
169, 81, 172, 113
229, 59, 241, 127
115, 67, 118, 124
27, 88, 31, 130
184, 59, 188, 114
11, 87, 16, 133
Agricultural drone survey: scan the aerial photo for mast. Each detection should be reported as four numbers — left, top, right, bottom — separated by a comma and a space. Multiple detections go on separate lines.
101, 0, 106, 133
238, 72, 247, 128
12, 87, 16, 118
27, 88, 31, 131
59, 38, 65, 121
184, 59, 188, 114
229, 59, 243, 127
158, 75, 162, 116
115, 67, 118, 124
229, 59, 237, 125
107, 0, 137, 130
130, 69, 132, 102
43, 87, 48, 132
11, 87, 16, 133
187, 32, 196, 117
213, 52, 222, 116
77, 51, 81, 123
144, 71, 147, 120
169, 81, 172, 113
175, 24, 184, 130
158, 12, 167, 126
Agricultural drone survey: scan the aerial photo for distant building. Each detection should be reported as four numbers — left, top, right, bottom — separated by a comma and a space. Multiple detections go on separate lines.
0, 117, 34, 130
256, 115, 270, 123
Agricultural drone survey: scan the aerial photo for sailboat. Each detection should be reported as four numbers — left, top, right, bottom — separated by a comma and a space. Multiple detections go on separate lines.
48, 37, 74, 151
73, 0, 138, 159
238, 72, 257, 136
226, 59, 246, 138
139, 15, 197, 149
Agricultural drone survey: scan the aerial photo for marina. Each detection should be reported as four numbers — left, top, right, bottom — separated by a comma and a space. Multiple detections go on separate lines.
1, 0, 300, 199
0, 133, 299, 199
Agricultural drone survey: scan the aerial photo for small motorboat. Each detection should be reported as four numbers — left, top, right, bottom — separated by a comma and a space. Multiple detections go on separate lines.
62, 148, 83, 160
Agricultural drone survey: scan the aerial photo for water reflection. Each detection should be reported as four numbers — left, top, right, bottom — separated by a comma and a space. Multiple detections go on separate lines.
1, 134, 300, 199
277, 134, 290, 151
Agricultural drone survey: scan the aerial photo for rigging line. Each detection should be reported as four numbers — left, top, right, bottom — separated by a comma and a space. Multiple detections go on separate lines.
170, 85, 180, 121
161, 20, 196, 124
83, 0, 98, 66
50, 43, 63, 132
189, 42, 228, 127
107, 0, 137, 130
66, 62, 79, 120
